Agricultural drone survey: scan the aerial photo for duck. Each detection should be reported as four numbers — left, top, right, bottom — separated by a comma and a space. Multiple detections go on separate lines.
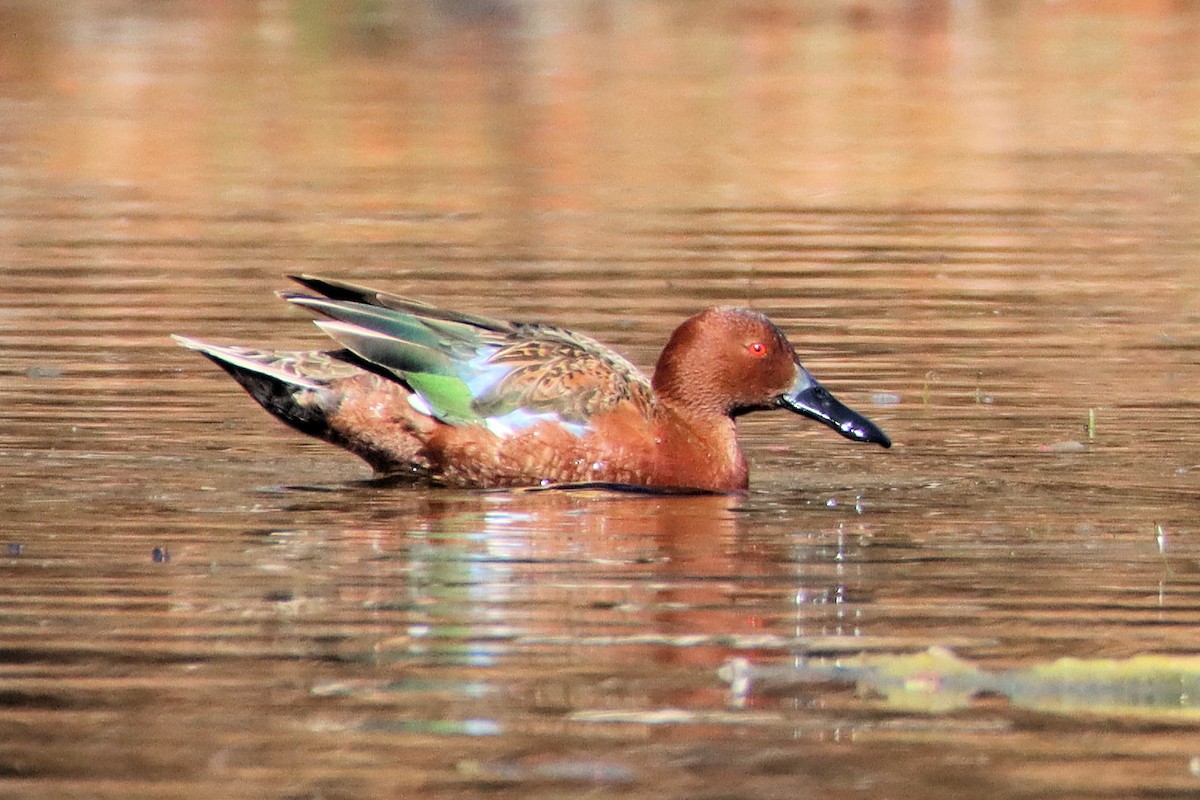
174, 275, 890, 492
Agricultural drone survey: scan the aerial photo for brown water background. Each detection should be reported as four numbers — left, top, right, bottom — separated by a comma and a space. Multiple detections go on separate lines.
2, 2, 1200, 798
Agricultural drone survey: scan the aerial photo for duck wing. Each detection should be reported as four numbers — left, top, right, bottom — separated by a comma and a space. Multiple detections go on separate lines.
284, 275, 654, 433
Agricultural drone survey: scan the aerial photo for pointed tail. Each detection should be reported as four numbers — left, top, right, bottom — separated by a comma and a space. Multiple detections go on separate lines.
172, 335, 346, 438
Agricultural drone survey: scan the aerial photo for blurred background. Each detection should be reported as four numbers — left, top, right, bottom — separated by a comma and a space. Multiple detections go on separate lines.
2, 3, 1200, 799
6, 2, 1198, 244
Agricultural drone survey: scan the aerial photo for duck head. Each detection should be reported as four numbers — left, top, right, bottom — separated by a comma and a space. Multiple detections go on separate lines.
652, 307, 891, 448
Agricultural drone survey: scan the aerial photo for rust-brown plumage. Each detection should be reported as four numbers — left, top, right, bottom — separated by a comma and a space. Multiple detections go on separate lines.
175, 276, 890, 491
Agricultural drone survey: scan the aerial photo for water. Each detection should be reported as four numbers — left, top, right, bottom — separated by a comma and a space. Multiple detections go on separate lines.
3, 3, 1200, 798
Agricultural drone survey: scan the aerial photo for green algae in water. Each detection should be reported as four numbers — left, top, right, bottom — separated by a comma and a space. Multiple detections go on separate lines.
723, 647, 1200, 719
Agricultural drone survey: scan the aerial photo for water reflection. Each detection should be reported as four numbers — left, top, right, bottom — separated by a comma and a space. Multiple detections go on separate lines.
347, 491, 772, 669
248, 485, 899, 749
250, 487, 888, 682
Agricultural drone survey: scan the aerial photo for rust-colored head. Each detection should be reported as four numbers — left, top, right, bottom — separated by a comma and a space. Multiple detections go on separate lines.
652, 307, 891, 447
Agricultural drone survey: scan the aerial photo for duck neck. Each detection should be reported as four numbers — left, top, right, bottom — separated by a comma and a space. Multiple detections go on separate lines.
654, 401, 748, 492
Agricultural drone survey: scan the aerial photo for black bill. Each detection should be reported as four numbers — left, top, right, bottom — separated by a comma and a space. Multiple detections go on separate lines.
779, 368, 892, 448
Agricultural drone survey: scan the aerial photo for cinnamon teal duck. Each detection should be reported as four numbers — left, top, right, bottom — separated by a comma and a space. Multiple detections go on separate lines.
174, 276, 891, 492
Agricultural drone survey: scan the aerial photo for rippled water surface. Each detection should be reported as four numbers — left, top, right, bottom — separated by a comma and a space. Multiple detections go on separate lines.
3, 3, 1200, 798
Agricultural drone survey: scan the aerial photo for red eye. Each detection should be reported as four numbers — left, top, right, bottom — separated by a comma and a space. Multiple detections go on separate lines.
748, 341, 768, 358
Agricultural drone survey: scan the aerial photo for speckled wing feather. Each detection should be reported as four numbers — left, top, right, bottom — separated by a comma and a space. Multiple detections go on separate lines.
469, 325, 655, 423
284, 276, 655, 431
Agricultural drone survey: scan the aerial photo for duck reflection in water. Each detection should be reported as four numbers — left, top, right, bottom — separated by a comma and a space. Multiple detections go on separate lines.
332, 490, 868, 676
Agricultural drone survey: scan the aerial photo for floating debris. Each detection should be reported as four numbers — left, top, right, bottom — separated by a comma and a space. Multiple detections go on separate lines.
456, 756, 637, 785
25, 364, 62, 379
1038, 440, 1086, 453
721, 647, 1200, 719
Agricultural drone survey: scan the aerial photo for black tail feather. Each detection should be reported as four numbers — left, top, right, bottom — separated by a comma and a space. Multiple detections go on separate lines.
196, 351, 334, 439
